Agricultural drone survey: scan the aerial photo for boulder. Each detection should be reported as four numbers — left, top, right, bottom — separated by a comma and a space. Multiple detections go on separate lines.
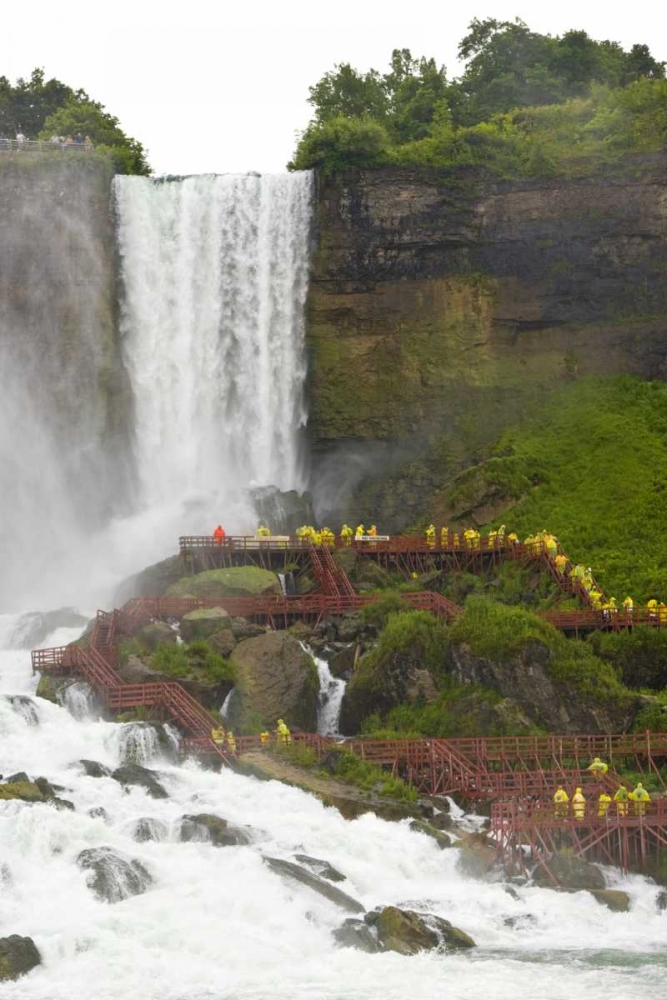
34, 776, 56, 799
366, 906, 475, 954
49, 797, 75, 811
138, 621, 177, 649
208, 628, 237, 657
656, 889, 667, 912
4, 772, 30, 784
263, 857, 364, 913
333, 918, 380, 953
88, 806, 108, 822
77, 760, 112, 778
35, 674, 77, 705
0, 935, 41, 981
532, 854, 605, 891
111, 764, 168, 799
589, 889, 630, 912
328, 644, 358, 678
0, 781, 45, 803
167, 567, 281, 599
117, 656, 169, 686
133, 818, 168, 842
77, 847, 152, 903
228, 632, 319, 732
179, 813, 250, 847
409, 819, 452, 849
293, 854, 347, 883
180, 607, 230, 642
456, 833, 497, 879
230, 619, 267, 641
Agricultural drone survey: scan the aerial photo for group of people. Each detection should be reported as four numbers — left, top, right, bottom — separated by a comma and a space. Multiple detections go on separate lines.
552, 760, 651, 819
0, 131, 92, 150
210, 719, 292, 752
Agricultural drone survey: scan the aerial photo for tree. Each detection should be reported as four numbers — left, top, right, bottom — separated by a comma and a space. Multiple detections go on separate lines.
308, 63, 389, 123
288, 116, 390, 172
39, 99, 150, 175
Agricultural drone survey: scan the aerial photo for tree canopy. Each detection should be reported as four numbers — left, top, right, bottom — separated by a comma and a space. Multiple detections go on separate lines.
289, 19, 665, 175
0, 67, 150, 175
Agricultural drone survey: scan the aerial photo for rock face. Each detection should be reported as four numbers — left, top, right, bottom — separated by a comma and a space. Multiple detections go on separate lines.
0, 935, 41, 981
111, 764, 168, 799
179, 814, 250, 847
264, 857, 363, 913
293, 854, 346, 883
167, 567, 281, 599
366, 906, 476, 954
138, 621, 177, 649
228, 632, 319, 732
532, 854, 605, 891
115, 554, 184, 602
307, 162, 667, 527
133, 818, 168, 842
77, 760, 111, 778
77, 847, 152, 903
449, 641, 634, 734
589, 889, 630, 912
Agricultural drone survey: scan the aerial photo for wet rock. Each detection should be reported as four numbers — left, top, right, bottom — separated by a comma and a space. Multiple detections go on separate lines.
504, 886, 521, 902
88, 806, 108, 821
333, 613, 366, 643
503, 913, 538, 929
333, 918, 380, 953
589, 889, 630, 912
49, 797, 75, 811
293, 854, 347, 883
111, 764, 168, 799
456, 833, 497, 879
34, 776, 56, 799
656, 889, 667, 912
180, 813, 250, 847
0, 781, 45, 803
208, 628, 237, 657
77, 760, 112, 778
0, 935, 41, 981
133, 818, 168, 842
115, 554, 184, 603
366, 906, 476, 954
264, 857, 364, 913
532, 854, 605, 891
409, 819, 452, 849
431, 810, 454, 832
77, 847, 152, 903
138, 621, 177, 649
228, 632, 319, 732
328, 644, 357, 678
168, 567, 281, 599
117, 657, 168, 685
230, 619, 267, 641
180, 607, 230, 642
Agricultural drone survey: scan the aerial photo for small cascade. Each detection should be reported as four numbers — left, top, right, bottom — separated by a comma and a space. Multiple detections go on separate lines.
60, 681, 98, 721
220, 689, 235, 721
315, 653, 346, 736
8, 695, 39, 726
116, 722, 161, 764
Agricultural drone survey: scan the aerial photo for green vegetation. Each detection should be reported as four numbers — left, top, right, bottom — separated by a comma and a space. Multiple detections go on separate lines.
167, 566, 281, 599
289, 20, 665, 176
477, 377, 667, 601
152, 640, 235, 684
588, 628, 667, 690
0, 67, 149, 174
279, 741, 417, 801
359, 592, 410, 627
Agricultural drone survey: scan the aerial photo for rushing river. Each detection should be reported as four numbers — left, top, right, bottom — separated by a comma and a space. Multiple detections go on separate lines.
1, 616, 665, 1000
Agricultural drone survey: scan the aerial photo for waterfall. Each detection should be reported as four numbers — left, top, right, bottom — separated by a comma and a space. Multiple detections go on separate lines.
114, 172, 313, 533
314, 651, 347, 736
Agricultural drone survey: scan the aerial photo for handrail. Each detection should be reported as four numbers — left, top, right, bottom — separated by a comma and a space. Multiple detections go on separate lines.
0, 138, 94, 153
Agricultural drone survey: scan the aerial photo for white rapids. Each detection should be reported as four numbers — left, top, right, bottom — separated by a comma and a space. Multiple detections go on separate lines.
0, 618, 665, 1000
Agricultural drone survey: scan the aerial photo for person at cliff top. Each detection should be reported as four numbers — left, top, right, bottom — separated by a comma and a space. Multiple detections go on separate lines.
276, 719, 291, 746
587, 757, 609, 775
340, 524, 353, 545
553, 786, 569, 817
213, 524, 225, 545
257, 524, 271, 537
440, 526, 448, 546
598, 792, 612, 818
463, 528, 476, 549
631, 782, 651, 815
320, 527, 335, 547
622, 596, 634, 614
572, 787, 586, 820
355, 524, 365, 539
210, 727, 225, 745
425, 524, 436, 547
614, 785, 629, 816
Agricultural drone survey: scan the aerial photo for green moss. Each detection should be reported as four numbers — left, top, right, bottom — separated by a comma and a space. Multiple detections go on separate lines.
150, 640, 235, 684
0, 781, 44, 801
167, 567, 281, 598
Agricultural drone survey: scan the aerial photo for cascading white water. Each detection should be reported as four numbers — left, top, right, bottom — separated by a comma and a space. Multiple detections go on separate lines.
315, 653, 347, 736
1, 626, 666, 1000
114, 172, 312, 532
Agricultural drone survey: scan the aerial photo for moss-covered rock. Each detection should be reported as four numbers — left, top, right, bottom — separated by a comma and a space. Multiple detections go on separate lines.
138, 622, 176, 649
167, 567, 281, 599
532, 854, 605, 891
179, 606, 230, 641
0, 781, 46, 802
589, 889, 630, 912
228, 632, 319, 733
367, 906, 475, 954
0, 935, 41, 981
179, 813, 250, 846
208, 628, 237, 657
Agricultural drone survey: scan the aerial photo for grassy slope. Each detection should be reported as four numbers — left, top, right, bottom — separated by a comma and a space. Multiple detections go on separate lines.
481, 376, 667, 602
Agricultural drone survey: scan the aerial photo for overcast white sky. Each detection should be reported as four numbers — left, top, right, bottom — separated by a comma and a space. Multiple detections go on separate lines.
4, 0, 667, 175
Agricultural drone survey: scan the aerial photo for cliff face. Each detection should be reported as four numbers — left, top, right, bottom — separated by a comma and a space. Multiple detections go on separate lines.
306, 160, 667, 526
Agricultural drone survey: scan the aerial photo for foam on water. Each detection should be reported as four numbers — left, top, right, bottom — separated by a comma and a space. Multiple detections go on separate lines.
0, 621, 665, 1000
